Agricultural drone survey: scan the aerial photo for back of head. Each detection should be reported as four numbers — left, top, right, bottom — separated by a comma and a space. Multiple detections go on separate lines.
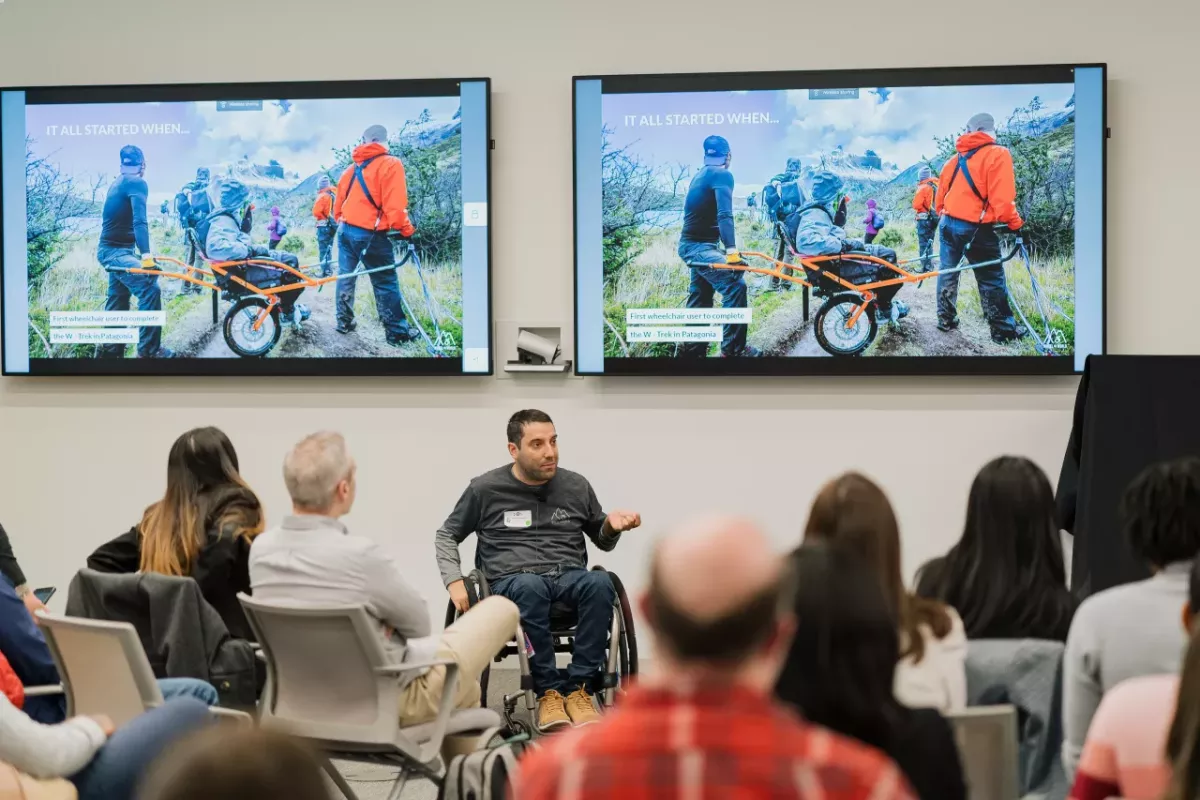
139, 727, 330, 800
216, 179, 248, 212
140, 427, 260, 576
645, 515, 790, 684
363, 124, 388, 144
283, 431, 354, 514
918, 165, 932, 181
804, 472, 951, 661
967, 112, 996, 134
776, 543, 900, 747
921, 456, 1072, 640
1120, 457, 1200, 570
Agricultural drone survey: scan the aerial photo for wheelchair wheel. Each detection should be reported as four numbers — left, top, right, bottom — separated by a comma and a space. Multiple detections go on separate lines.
814, 292, 877, 357
606, 570, 638, 681
223, 297, 281, 358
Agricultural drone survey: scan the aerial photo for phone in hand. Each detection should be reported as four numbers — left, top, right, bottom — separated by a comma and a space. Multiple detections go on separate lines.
32, 587, 55, 604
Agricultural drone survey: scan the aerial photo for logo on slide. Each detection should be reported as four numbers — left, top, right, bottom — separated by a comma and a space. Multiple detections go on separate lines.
551, 507, 571, 524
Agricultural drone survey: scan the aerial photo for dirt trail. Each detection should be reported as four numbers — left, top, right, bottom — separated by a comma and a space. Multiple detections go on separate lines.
160, 267, 427, 360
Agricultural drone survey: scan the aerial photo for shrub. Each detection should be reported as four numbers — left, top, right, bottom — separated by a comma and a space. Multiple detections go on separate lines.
876, 227, 906, 249
279, 233, 307, 254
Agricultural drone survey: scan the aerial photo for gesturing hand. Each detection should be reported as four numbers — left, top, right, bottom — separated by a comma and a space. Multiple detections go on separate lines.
606, 510, 642, 534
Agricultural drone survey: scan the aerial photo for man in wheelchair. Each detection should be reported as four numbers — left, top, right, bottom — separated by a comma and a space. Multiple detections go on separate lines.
201, 179, 310, 326
436, 409, 642, 732
787, 171, 908, 327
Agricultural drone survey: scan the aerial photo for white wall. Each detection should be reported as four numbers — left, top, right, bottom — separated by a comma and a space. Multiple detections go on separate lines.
0, 0, 1195, 626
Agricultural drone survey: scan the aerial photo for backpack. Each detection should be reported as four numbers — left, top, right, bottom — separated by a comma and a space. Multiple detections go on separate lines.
761, 182, 782, 217
437, 743, 518, 800
779, 180, 804, 217
274, 218, 288, 238
188, 184, 212, 227
872, 210, 886, 230
175, 191, 191, 223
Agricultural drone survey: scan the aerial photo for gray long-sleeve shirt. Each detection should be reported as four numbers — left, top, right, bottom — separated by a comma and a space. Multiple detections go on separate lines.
435, 465, 619, 586
1061, 560, 1191, 779
0, 694, 106, 779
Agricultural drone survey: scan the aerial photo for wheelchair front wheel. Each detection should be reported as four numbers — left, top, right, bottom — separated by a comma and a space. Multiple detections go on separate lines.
223, 297, 281, 358
814, 292, 877, 357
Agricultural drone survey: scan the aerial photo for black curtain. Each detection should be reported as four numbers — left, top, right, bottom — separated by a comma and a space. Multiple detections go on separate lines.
1057, 355, 1200, 599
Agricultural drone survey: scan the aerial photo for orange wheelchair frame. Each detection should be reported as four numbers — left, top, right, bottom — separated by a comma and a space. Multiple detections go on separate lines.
691, 236, 1031, 356
108, 239, 458, 358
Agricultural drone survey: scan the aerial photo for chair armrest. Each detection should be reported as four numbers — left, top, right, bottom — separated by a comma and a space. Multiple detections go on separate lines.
209, 707, 254, 726
374, 658, 455, 677
23, 684, 64, 698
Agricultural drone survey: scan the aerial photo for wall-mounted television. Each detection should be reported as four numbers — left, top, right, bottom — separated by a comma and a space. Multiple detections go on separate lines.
1, 77, 491, 376
573, 65, 1105, 376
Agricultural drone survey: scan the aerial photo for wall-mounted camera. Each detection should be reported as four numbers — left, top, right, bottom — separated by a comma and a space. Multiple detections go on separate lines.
502, 325, 571, 374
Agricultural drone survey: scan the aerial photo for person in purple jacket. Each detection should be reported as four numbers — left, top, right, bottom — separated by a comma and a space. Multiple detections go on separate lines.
266, 206, 286, 250
863, 198, 883, 244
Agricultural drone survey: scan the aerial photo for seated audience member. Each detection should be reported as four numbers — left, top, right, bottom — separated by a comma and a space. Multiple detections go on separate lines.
1063, 457, 1200, 777
916, 456, 1077, 641
777, 543, 966, 799
0, 643, 210, 800
139, 727, 330, 800
804, 472, 967, 710
88, 426, 264, 641
0, 576, 217, 724
1070, 559, 1200, 800
250, 432, 519, 728
0, 523, 46, 618
518, 515, 914, 800
435, 410, 642, 731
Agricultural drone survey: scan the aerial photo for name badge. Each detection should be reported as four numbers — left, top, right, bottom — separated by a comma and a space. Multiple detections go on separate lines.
504, 510, 532, 528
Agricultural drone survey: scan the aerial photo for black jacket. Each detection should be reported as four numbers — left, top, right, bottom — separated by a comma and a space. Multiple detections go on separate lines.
87, 502, 257, 643
0, 524, 27, 590
886, 708, 967, 800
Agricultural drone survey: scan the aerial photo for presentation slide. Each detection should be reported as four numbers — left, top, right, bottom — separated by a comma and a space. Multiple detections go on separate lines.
1, 79, 491, 376
574, 66, 1105, 376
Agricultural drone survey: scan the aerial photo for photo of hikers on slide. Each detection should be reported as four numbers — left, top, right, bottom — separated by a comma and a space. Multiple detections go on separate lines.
599, 84, 1077, 358
22, 95, 464, 359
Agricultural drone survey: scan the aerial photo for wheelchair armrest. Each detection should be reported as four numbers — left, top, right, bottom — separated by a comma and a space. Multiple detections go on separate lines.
23, 684, 64, 698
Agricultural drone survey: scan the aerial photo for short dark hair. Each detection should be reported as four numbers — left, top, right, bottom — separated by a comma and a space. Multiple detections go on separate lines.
506, 409, 553, 447
646, 557, 788, 664
1120, 457, 1200, 569
139, 727, 329, 800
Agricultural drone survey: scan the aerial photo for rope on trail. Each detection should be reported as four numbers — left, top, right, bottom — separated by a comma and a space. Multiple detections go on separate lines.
1006, 242, 1072, 356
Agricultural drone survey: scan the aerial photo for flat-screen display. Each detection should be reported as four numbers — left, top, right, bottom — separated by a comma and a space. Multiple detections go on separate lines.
573, 65, 1105, 376
1, 78, 491, 376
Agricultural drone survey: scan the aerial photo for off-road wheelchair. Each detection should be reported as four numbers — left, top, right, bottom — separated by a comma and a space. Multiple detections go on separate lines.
442, 566, 638, 737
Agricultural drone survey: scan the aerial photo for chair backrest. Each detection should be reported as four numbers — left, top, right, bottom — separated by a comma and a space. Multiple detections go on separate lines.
238, 594, 400, 746
36, 613, 163, 728
946, 705, 1020, 800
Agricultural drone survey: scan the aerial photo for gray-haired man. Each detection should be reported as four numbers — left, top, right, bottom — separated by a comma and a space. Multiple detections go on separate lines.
250, 432, 518, 730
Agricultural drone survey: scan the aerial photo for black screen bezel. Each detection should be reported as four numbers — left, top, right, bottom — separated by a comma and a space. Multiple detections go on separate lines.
571, 63, 1107, 377
0, 76, 493, 377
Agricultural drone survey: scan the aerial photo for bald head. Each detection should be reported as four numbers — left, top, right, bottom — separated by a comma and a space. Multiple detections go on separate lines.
647, 516, 789, 665
363, 125, 388, 144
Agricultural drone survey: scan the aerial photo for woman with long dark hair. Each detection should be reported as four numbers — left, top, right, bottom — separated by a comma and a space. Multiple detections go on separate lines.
88, 427, 264, 640
915, 456, 1076, 641
804, 471, 966, 710
776, 544, 966, 799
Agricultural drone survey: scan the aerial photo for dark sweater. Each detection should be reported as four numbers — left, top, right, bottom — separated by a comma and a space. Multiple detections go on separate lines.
0, 525, 26, 590
681, 166, 736, 248
100, 174, 151, 253
887, 707, 968, 800
87, 525, 255, 643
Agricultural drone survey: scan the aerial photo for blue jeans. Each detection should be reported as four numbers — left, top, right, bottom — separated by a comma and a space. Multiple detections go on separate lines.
936, 216, 1017, 337
336, 224, 413, 342
317, 225, 337, 276
70, 698, 211, 800
491, 569, 615, 696
157, 678, 218, 706
98, 246, 163, 358
678, 239, 748, 357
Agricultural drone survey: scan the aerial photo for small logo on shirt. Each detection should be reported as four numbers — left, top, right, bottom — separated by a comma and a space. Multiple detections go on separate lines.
551, 507, 571, 524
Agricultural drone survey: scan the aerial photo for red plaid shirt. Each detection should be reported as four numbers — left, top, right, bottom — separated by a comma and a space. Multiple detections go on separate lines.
517, 682, 914, 800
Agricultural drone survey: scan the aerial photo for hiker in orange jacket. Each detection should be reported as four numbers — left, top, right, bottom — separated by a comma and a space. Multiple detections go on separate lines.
911, 167, 939, 273
934, 113, 1023, 344
312, 175, 338, 277
332, 125, 418, 345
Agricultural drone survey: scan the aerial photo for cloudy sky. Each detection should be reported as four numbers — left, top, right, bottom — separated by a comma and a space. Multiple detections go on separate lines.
602, 81, 1075, 192
25, 95, 460, 205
